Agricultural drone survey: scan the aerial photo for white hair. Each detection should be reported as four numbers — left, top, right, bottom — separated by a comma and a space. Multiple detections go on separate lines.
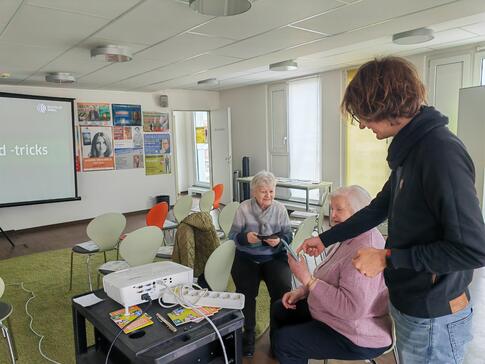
330, 185, 372, 214
250, 170, 276, 191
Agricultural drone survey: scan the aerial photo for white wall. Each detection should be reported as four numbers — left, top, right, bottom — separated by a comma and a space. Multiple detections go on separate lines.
174, 111, 195, 193
220, 84, 268, 175
0, 84, 219, 230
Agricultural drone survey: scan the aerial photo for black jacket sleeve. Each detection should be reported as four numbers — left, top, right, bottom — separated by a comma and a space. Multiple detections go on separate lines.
319, 178, 391, 246
390, 141, 485, 273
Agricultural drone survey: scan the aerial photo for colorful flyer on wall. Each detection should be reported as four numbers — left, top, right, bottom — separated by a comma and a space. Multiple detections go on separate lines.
77, 102, 111, 125
145, 155, 171, 175
143, 133, 163, 155
113, 126, 144, 149
115, 148, 144, 169
112, 104, 142, 126
143, 112, 169, 132
80, 126, 115, 171
75, 126, 81, 172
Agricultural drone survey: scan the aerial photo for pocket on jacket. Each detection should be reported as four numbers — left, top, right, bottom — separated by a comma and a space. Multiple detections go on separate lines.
447, 308, 473, 363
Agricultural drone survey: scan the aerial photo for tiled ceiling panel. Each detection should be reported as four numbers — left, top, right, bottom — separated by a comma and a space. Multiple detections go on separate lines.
25, 0, 140, 19
0, 0, 22, 29
191, 0, 344, 40
293, 0, 457, 35
212, 26, 324, 59
95, 0, 212, 46
0, 42, 64, 74
136, 33, 235, 63
462, 21, 485, 35
110, 54, 240, 90
0, 5, 108, 48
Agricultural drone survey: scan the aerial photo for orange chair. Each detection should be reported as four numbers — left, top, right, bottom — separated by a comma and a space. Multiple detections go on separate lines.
146, 202, 169, 230
212, 184, 224, 210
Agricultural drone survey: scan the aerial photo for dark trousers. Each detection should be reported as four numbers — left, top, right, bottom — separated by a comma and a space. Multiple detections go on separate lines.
231, 253, 292, 333
271, 299, 389, 364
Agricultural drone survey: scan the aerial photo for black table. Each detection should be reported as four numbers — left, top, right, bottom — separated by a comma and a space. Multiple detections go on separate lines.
72, 290, 244, 364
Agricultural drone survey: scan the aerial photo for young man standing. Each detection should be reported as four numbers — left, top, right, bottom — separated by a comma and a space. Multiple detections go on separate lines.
299, 57, 485, 363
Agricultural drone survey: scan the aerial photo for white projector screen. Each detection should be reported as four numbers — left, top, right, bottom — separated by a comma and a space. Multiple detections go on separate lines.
0, 92, 79, 207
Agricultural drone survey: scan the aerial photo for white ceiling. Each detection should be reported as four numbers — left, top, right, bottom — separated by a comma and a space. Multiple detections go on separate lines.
1, 0, 485, 92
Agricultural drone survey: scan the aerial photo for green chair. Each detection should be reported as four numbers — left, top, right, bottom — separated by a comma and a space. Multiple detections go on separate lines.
199, 190, 215, 212
0, 277, 17, 364
217, 202, 239, 240
204, 240, 236, 292
69, 212, 126, 291
98, 226, 163, 278
291, 216, 317, 251
173, 195, 194, 223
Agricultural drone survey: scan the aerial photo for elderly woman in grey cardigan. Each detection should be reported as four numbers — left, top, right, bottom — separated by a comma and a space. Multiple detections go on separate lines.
229, 170, 293, 357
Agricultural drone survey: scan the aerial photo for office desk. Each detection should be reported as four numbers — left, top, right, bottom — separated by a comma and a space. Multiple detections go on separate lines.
72, 290, 244, 364
237, 176, 332, 211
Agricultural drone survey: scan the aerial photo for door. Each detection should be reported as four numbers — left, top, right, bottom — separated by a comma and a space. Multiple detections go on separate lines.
268, 83, 290, 199
210, 108, 233, 205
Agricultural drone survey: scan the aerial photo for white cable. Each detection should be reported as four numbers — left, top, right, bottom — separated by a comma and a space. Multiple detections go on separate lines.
7, 282, 63, 364
158, 282, 229, 364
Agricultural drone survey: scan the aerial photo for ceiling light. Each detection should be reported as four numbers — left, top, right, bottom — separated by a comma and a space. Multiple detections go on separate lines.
197, 78, 219, 86
90, 45, 133, 62
269, 60, 298, 71
189, 0, 251, 16
45, 72, 76, 84
392, 27, 434, 45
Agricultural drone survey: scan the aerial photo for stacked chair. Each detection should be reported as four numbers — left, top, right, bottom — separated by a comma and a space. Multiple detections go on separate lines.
0, 277, 17, 364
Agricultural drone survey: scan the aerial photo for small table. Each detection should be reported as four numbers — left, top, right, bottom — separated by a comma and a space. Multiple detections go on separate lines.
72, 290, 244, 364
237, 176, 332, 211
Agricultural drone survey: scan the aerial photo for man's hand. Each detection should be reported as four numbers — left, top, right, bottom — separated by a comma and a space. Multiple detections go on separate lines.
352, 248, 387, 277
296, 236, 325, 257
247, 232, 260, 244
281, 287, 307, 310
264, 237, 280, 247
288, 255, 311, 286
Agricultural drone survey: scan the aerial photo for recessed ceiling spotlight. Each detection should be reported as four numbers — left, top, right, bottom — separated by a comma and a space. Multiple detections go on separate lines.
90, 45, 133, 62
392, 27, 434, 45
45, 72, 76, 83
189, 0, 252, 16
0, 72, 10, 79
269, 60, 298, 71
197, 78, 219, 86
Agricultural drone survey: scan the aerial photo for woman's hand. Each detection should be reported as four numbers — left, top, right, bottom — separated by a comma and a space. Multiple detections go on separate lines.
297, 236, 325, 257
247, 232, 260, 244
282, 287, 307, 309
288, 255, 312, 286
264, 237, 280, 247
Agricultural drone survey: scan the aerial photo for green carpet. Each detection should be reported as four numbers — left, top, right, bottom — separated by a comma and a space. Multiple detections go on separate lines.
0, 248, 270, 363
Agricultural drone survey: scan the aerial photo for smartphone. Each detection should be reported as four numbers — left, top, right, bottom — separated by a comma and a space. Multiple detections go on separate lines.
257, 234, 278, 240
281, 239, 299, 261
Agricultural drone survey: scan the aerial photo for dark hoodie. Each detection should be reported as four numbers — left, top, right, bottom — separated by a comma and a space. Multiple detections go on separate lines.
320, 106, 485, 318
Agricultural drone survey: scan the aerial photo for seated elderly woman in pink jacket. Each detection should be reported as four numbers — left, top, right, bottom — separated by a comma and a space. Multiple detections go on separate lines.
271, 185, 392, 364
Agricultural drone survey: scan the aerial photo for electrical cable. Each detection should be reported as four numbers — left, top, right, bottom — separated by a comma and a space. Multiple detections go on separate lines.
105, 294, 152, 364
7, 282, 62, 364
158, 282, 229, 364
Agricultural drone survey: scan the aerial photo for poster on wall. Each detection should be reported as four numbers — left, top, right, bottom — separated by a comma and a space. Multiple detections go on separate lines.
143, 133, 164, 155
145, 155, 171, 175
115, 148, 144, 170
196, 127, 207, 143
77, 102, 111, 125
80, 126, 115, 171
143, 112, 169, 132
75, 126, 81, 172
112, 104, 142, 126
113, 126, 143, 149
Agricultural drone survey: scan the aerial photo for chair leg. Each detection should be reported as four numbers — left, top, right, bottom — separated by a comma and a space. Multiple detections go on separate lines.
1, 322, 17, 363
103, 251, 107, 263
86, 254, 93, 292
69, 251, 74, 291
393, 346, 400, 364
6, 317, 17, 361
323, 360, 329, 364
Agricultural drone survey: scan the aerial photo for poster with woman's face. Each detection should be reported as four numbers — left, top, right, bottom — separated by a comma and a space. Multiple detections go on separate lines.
80, 126, 115, 171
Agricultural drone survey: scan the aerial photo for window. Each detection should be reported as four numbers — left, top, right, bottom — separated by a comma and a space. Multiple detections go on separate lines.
288, 77, 321, 200
193, 111, 210, 186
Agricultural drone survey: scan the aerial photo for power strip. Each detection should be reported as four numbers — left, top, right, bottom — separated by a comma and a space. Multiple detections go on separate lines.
162, 287, 245, 310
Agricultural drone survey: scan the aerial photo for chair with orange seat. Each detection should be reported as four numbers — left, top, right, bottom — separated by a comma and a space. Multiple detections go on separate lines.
212, 183, 224, 210
146, 201, 169, 230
